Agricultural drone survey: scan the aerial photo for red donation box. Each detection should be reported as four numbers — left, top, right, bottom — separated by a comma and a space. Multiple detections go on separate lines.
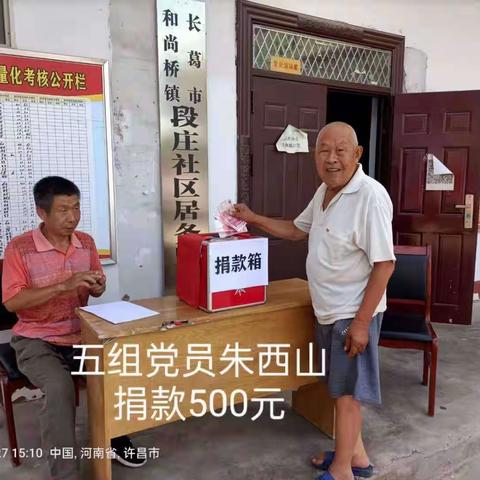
177, 233, 269, 312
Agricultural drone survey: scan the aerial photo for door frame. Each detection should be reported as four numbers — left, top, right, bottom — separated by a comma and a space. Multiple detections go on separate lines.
236, 0, 405, 203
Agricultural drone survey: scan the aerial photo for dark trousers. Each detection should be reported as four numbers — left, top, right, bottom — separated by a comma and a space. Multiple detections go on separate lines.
11, 335, 81, 480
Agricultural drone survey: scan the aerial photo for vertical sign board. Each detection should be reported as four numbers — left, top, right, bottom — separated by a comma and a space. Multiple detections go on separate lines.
0, 49, 116, 262
157, 0, 208, 288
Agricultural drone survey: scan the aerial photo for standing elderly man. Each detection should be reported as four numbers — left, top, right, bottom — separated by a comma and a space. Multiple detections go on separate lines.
233, 121, 395, 480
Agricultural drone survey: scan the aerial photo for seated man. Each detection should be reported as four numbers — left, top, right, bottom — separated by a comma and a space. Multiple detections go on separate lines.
2, 176, 146, 480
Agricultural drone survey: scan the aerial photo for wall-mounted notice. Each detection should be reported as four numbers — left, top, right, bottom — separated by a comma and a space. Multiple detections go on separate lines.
425, 153, 454, 191
276, 124, 309, 154
0, 48, 116, 262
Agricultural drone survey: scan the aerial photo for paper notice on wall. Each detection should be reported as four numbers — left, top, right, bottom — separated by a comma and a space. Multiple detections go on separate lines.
276, 124, 309, 153
425, 154, 455, 191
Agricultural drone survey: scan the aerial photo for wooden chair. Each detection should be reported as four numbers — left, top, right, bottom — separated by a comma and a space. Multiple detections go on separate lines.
0, 261, 80, 466
379, 245, 439, 417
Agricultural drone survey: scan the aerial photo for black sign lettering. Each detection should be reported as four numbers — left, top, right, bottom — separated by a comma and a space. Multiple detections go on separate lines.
165, 84, 180, 102
187, 13, 201, 32
188, 87, 202, 104
188, 50, 202, 69
164, 59, 179, 78
248, 252, 262, 270
171, 106, 198, 128
162, 9, 178, 27
164, 34, 179, 53
172, 153, 200, 175
215, 256, 230, 275
232, 254, 247, 272
213, 252, 263, 274
172, 130, 199, 151
175, 223, 201, 236
174, 177, 199, 198
174, 200, 199, 221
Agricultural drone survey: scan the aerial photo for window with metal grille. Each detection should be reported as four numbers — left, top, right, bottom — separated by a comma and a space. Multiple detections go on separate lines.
253, 25, 392, 88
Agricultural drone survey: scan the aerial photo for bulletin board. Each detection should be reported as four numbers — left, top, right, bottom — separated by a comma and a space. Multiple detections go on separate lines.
0, 48, 116, 263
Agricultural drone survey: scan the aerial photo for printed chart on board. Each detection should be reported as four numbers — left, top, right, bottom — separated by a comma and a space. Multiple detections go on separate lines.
0, 51, 114, 260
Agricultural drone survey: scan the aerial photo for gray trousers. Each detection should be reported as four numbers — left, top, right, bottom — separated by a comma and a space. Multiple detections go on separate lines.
315, 313, 384, 405
11, 335, 80, 480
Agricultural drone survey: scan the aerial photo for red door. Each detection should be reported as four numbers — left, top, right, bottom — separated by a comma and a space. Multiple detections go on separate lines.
391, 91, 480, 324
251, 76, 326, 280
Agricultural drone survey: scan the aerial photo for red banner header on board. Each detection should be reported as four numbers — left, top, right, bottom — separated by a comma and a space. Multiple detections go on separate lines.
0, 53, 103, 97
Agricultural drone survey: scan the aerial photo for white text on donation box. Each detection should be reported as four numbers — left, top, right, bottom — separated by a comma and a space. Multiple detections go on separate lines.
207, 238, 269, 292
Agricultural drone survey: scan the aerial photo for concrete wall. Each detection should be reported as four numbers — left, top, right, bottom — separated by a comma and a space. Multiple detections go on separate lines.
206, 0, 480, 281
251, 0, 480, 92
6, 0, 239, 302
108, 0, 163, 300
206, 0, 238, 227
206, 0, 480, 209
5, 0, 480, 303
8, 0, 163, 302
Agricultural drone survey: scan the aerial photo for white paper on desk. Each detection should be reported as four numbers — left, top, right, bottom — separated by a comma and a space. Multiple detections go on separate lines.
79, 301, 158, 324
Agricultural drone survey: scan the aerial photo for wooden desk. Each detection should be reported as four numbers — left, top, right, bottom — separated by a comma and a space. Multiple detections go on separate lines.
79, 278, 334, 480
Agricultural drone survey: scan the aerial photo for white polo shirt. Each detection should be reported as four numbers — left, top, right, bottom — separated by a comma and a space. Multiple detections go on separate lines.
294, 164, 395, 325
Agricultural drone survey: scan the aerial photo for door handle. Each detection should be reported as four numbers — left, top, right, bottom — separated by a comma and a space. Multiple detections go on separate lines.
456, 194, 474, 229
